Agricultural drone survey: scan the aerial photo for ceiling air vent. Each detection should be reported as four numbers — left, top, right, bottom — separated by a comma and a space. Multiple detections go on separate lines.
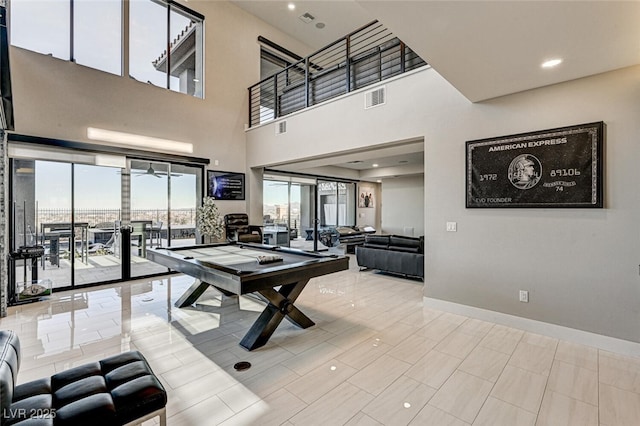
364, 86, 386, 109
299, 12, 315, 24
275, 120, 287, 135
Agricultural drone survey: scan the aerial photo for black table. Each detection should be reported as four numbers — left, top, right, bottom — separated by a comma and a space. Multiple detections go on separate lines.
40, 222, 89, 267
146, 242, 349, 350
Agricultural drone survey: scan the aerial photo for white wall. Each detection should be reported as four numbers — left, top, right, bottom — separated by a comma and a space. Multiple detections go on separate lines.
381, 176, 424, 236
9, 0, 312, 221
247, 65, 640, 344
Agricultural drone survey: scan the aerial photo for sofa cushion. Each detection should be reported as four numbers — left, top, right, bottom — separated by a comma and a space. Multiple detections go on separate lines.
389, 236, 423, 254
388, 245, 420, 253
363, 235, 390, 248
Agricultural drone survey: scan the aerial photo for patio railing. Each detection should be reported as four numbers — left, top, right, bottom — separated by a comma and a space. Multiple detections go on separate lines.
36, 208, 196, 227
248, 20, 427, 127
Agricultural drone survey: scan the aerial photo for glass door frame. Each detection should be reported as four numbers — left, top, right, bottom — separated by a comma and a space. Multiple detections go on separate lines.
263, 170, 358, 251
7, 134, 209, 295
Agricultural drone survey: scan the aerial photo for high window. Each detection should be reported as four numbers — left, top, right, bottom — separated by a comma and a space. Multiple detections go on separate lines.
10, 0, 204, 98
10, 0, 122, 75
130, 0, 204, 97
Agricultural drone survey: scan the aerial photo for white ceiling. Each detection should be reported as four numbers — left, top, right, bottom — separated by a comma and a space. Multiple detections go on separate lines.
232, 0, 375, 52
360, 1, 640, 103
270, 140, 425, 181
233, 0, 640, 180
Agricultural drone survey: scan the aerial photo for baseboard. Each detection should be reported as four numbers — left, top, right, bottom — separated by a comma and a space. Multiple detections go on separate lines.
423, 297, 640, 357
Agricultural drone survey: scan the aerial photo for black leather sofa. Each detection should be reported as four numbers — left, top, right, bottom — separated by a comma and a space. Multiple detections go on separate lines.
355, 234, 424, 279
318, 226, 376, 253
0, 330, 167, 425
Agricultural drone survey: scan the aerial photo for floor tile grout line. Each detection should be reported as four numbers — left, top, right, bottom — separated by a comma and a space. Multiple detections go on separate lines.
469, 324, 531, 424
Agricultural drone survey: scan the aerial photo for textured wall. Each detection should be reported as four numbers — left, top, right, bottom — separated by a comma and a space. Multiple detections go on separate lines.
1, 129, 7, 316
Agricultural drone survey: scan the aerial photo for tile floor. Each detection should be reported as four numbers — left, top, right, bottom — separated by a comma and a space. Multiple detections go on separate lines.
2, 255, 640, 425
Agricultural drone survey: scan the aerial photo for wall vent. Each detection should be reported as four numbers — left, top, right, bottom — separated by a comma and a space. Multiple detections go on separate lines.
275, 120, 287, 135
364, 86, 386, 109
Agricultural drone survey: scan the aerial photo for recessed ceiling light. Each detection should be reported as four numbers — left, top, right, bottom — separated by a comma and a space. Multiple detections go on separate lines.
541, 58, 562, 68
316, 22, 325, 29
372, 163, 379, 167
288, 3, 295, 11
376, 179, 382, 183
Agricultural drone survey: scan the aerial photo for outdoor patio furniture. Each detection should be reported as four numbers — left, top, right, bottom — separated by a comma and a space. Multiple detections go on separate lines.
149, 221, 163, 248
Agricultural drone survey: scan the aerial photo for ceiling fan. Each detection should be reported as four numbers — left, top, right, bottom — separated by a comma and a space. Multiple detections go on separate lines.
132, 163, 182, 178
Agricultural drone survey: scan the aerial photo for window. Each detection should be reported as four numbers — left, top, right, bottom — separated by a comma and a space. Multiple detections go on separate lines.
74, 0, 122, 75
130, 0, 204, 97
10, 0, 204, 96
261, 48, 290, 81
10, 0, 70, 60
129, 0, 167, 87
10, 0, 121, 75
318, 180, 356, 227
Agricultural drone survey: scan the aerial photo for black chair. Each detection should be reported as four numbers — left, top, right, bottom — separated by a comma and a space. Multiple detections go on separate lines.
224, 213, 263, 243
0, 330, 167, 425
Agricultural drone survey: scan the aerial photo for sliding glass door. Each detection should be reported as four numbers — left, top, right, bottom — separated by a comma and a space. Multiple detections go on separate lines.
9, 150, 203, 296
170, 163, 201, 247
33, 161, 72, 289
263, 173, 357, 251
11, 160, 123, 290
129, 160, 202, 278
129, 160, 170, 278
73, 164, 122, 286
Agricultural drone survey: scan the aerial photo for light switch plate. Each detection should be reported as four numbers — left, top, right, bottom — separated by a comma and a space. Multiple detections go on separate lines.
446, 222, 457, 232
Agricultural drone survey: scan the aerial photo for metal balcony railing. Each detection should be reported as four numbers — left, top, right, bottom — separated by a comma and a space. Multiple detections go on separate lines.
248, 21, 427, 127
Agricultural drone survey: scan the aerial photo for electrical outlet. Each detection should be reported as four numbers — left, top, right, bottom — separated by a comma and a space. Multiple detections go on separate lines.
446, 222, 457, 232
519, 290, 529, 303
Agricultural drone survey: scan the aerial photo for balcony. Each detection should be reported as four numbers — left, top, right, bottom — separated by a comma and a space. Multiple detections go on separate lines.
248, 21, 427, 127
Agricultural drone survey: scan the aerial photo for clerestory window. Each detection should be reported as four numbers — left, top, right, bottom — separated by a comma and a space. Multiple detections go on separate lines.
130, 0, 204, 98
10, 0, 122, 75
9, 0, 204, 98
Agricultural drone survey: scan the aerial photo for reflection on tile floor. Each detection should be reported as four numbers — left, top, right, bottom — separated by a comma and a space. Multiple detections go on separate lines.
3, 256, 640, 425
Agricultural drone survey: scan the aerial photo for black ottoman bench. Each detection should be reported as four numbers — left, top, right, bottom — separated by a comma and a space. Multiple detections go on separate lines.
0, 330, 167, 425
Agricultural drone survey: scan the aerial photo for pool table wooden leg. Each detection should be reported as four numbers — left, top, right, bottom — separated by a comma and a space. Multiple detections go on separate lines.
174, 279, 210, 308
174, 280, 237, 308
239, 278, 313, 351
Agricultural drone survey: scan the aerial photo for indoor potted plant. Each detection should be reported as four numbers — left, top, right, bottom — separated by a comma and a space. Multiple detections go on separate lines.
196, 196, 223, 243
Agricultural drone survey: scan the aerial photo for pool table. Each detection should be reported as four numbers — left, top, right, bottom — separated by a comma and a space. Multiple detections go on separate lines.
146, 242, 349, 350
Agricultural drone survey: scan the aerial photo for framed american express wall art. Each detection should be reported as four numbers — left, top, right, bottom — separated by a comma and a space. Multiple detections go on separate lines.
466, 122, 604, 208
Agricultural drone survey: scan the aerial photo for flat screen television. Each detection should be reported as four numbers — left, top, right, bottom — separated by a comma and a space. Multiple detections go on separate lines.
207, 170, 245, 200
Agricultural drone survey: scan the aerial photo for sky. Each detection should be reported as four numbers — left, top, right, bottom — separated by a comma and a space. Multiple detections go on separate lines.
35, 161, 197, 210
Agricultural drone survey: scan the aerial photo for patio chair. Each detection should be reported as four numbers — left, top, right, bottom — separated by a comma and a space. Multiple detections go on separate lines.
149, 221, 163, 247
